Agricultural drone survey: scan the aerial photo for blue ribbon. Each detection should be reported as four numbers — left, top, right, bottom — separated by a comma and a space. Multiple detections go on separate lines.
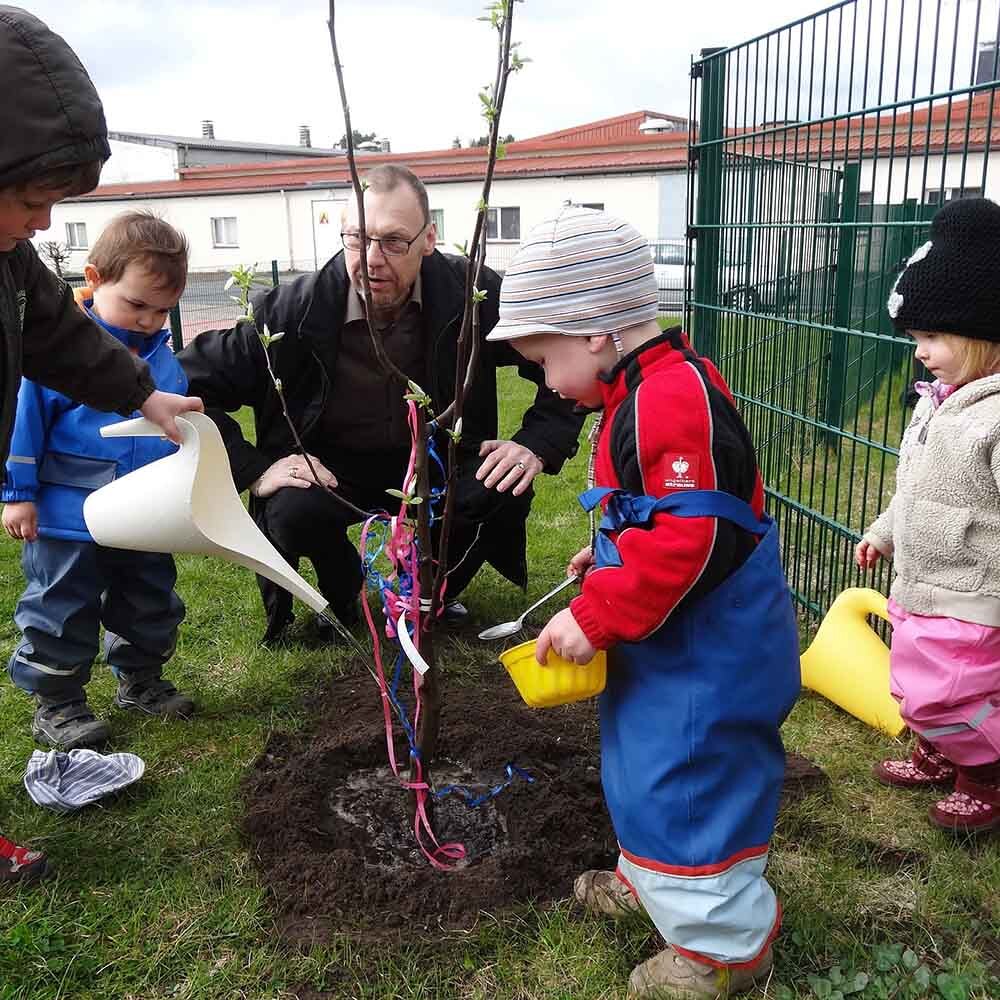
433, 764, 535, 808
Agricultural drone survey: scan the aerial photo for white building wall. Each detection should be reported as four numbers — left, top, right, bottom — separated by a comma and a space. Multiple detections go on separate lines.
814, 151, 996, 204
100, 140, 179, 184
426, 173, 661, 241
39, 192, 294, 274
855, 151, 995, 203
657, 172, 688, 239
35, 171, 666, 276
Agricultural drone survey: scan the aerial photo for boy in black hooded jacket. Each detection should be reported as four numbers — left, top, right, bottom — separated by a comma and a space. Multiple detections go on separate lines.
0, 5, 203, 885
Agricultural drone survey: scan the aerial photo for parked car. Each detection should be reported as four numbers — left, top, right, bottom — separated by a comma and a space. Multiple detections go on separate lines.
651, 240, 688, 314
651, 239, 801, 315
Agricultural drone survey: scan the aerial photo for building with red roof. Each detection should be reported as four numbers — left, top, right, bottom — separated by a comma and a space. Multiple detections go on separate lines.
39, 111, 694, 275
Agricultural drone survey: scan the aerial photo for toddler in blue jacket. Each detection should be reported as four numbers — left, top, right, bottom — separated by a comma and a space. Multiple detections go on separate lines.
2, 211, 195, 749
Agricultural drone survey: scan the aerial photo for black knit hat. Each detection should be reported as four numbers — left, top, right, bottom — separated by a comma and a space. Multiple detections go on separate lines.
888, 197, 1000, 342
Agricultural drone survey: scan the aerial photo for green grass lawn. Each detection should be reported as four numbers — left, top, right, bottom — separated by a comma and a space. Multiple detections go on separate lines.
1, 373, 997, 1000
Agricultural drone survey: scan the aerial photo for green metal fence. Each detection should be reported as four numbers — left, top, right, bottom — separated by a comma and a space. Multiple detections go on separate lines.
168, 260, 282, 350
688, 0, 1000, 625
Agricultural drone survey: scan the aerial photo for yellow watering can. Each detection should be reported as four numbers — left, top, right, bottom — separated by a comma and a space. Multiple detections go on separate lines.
800, 587, 905, 737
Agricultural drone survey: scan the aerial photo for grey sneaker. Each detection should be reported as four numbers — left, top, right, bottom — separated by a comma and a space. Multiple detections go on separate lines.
115, 675, 194, 719
33, 693, 109, 751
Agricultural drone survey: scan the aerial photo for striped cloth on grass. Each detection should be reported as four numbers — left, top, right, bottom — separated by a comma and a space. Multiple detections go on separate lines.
24, 749, 145, 813
489, 206, 659, 341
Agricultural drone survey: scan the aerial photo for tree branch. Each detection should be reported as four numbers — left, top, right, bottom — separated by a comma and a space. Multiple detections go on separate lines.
328, 0, 409, 388
431, 1, 519, 620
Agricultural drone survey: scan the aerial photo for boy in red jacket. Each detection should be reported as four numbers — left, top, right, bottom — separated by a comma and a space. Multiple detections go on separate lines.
488, 207, 800, 998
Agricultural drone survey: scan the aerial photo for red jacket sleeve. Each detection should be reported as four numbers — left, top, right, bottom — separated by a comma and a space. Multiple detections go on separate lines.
570, 366, 719, 649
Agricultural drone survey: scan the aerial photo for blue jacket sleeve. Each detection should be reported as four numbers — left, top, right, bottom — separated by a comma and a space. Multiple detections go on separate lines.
1, 379, 66, 502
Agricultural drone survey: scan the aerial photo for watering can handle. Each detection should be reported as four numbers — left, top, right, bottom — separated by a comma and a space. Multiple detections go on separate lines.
844, 587, 890, 625
100, 416, 169, 439
100, 415, 202, 443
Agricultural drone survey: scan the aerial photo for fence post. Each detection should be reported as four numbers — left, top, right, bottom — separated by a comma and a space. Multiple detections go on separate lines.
271, 259, 280, 286
825, 162, 860, 442
169, 304, 184, 353
691, 46, 726, 361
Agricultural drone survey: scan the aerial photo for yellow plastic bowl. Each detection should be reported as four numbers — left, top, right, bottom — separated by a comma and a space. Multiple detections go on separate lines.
499, 640, 607, 708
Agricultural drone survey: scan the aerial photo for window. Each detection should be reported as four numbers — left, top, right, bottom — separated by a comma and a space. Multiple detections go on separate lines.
211, 216, 239, 248
429, 208, 445, 240
581, 202, 605, 211
65, 222, 87, 249
486, 206, 520, 241
925, 186, 982, 205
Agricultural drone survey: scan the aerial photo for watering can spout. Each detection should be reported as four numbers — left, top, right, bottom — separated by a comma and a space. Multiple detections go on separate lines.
83, 413, 328, 615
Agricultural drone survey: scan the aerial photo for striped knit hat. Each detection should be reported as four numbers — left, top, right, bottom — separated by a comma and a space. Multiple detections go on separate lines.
487, 206, 659, 341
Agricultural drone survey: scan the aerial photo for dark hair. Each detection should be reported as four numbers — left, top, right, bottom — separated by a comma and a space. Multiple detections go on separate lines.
88, 211, 189, 293
15, 160, 103, 198
362, 164, 430, 224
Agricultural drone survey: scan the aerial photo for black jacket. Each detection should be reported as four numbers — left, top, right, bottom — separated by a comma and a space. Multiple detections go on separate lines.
0, 7, 152, 477
180, 250, 584, 491
179, 249, 584, 590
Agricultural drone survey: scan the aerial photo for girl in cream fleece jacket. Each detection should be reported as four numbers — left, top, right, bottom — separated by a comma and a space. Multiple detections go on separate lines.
857, 196, 1000, 834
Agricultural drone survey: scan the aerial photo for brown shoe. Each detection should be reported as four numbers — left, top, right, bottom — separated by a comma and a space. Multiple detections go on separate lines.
874, 739, 956, 790
928, 763, 1000, 833
574, 869, 643, 917
628, 945, 773, 998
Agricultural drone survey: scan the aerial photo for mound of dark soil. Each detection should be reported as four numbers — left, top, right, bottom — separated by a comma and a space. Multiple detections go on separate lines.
242, 663, 826, 941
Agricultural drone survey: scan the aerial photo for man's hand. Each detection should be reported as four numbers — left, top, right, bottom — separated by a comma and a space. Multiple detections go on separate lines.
139, 390, 205, 444
567, 545, 594, 579
250, 454, 338, 499
2, 502, 38, 541
855, 539, 883, 569
535, 607, 597, 666
476, 439, 544, 496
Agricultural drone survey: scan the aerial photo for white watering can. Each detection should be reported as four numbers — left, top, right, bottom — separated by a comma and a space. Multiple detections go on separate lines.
83, 413, 331, 619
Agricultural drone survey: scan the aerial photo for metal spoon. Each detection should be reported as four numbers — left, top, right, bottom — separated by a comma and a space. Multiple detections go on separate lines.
478, 574, 579, 640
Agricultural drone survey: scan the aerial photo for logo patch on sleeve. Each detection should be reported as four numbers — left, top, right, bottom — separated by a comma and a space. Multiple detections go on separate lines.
663, 454, 699, 490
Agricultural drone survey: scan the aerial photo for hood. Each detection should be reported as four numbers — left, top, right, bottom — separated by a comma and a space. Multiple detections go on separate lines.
0, 7, 110, 188
75, 288, 170, 358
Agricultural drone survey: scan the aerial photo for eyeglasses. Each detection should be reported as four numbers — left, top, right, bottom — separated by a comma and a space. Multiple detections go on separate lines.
341, 223, 428, 257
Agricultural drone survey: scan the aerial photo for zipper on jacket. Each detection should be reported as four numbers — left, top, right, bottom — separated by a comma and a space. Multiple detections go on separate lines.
301, 349, 331, 440
429, 311, 464, 408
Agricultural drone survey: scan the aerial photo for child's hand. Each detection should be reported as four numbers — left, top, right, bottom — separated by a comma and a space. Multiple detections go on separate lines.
139, 390, 205, 444
2, 502, 38, 542
855, 539, 882, 569
566, 545, 594, 579
535, 608, 597, 666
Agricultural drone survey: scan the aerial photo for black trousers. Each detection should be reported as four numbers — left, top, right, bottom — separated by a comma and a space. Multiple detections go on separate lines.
255, 447, 531, 636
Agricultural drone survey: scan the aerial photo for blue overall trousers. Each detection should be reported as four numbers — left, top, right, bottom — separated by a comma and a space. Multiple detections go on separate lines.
580, 487, 800, 967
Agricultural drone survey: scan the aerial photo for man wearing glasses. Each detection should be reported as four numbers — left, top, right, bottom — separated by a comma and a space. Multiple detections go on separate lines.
180, 164, 584, 642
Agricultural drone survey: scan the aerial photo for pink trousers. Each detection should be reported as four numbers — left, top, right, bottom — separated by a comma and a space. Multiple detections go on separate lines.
888, 599, 1000, 766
